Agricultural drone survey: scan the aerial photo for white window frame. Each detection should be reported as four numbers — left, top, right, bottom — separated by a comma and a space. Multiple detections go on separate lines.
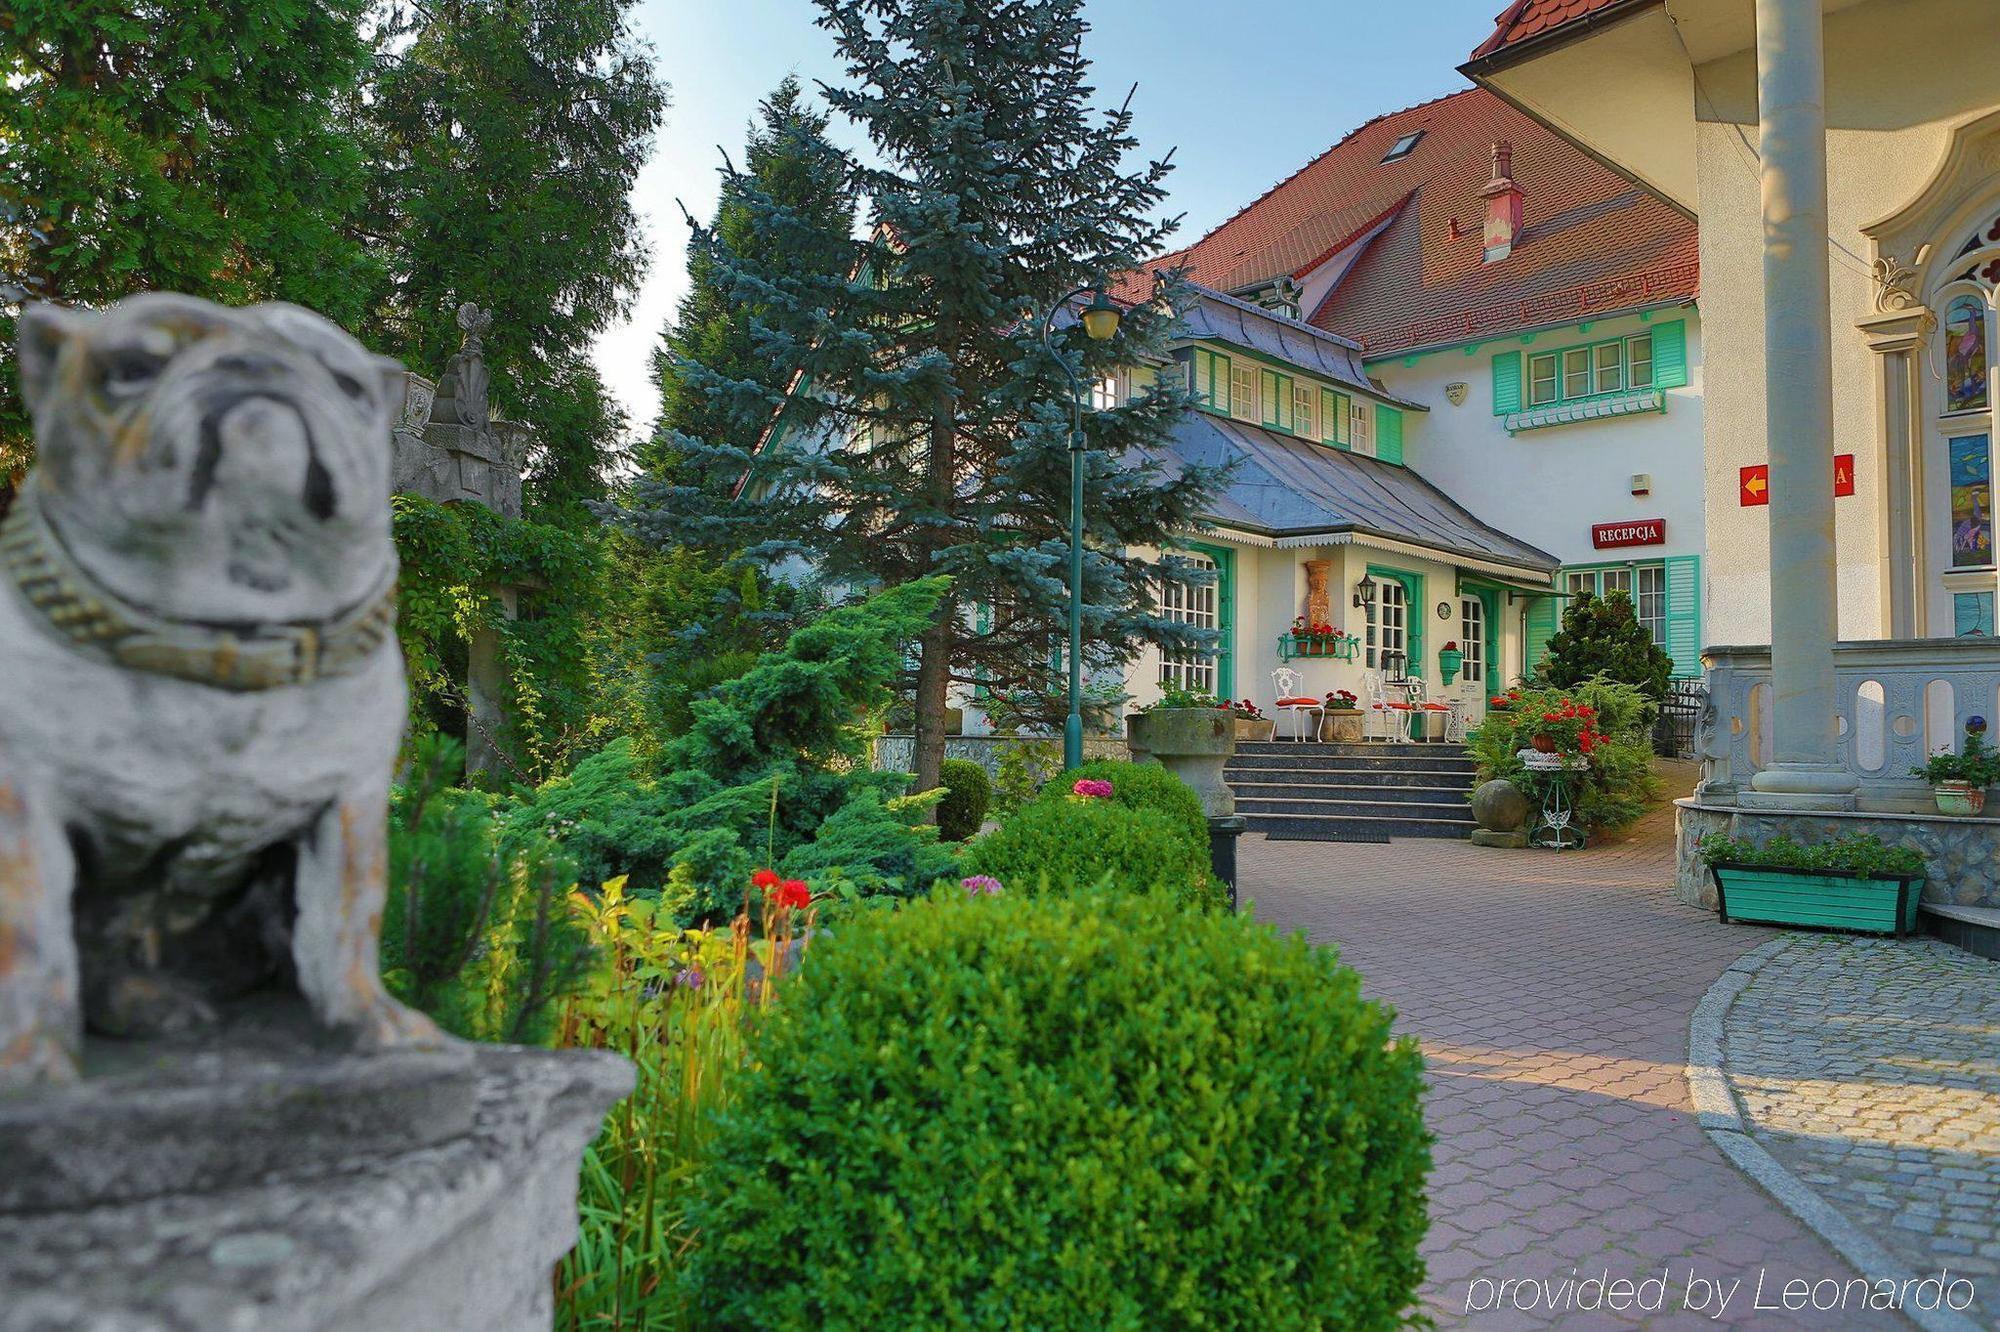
1366, 578, 1406, 671
1460, 596, 1486, 685
1562, 347, 1593, 400
1528, 352, 1559, 406
1229, 362, 1259, 423
1159, 553, 1220, 695
1294, 382, 1318, 440
1634, 564, 1667, 647
1090, 372, 1120, 410
1627, 334, 1654, 388
1350, 400, 1376, 456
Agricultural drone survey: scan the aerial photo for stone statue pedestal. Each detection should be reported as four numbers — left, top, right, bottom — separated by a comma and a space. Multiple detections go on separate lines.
0, 998, 631, 1332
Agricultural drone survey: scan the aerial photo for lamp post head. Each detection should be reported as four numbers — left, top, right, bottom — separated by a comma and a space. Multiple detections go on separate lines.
1080, 290, 1122, 341
1353, 573, 1377, 609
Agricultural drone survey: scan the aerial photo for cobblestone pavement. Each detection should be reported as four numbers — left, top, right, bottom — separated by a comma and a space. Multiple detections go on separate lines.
1720, 933, 2000, 1325
1238, 798, 1915, 1329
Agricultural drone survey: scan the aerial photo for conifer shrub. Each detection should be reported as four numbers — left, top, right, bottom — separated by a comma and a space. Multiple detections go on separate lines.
959, 795, 1212, 907
1543, 589, 1674, 704
1043, 759, 1206, 847
935, 758, 991, 841
685, 887, 1432, 1329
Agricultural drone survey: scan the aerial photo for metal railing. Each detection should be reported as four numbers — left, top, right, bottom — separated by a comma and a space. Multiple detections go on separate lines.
1654, 675, 1705, 760
1697, 639, 2000, 812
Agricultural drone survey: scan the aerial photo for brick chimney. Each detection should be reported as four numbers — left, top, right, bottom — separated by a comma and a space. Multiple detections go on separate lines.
1481, 141, 1524, 264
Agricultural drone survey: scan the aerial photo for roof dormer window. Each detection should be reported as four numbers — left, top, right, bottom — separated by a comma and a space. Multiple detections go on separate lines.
1380, 131, 1424, 163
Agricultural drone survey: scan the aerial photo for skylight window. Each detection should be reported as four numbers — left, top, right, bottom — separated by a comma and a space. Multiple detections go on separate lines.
1380, 131, 1424, 163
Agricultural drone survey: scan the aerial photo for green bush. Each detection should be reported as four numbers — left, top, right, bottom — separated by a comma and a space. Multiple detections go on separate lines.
1466, 676, 1661, 836
1542, 589, 1674, 704
961, 792, 1214, 908
1045, 759, 1207, 848
936, 758, 991, 841
1698, 832, 1925, 878
684, 886, 1432, 1329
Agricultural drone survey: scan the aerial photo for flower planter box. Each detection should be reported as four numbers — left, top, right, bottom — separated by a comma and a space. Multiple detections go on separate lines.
1319, 709, 1363, 742
1233, 718, 1275, 742
1709, 862, 1925, 937
1277, 633, 1358, 662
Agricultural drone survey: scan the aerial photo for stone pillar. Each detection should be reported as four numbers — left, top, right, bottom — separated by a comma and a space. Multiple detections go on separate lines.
1744, 0, 1857, 810
465, 584, 518, 782
1860, 306, 1932, 637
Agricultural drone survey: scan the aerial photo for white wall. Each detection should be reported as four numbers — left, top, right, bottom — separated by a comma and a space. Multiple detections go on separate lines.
1370, 309, 1707, 579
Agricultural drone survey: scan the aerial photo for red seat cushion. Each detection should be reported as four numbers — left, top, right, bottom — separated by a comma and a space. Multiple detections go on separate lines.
1276, 696, 1321, 707
1373, 701, 1415, 711
1421, 702, 1452, 711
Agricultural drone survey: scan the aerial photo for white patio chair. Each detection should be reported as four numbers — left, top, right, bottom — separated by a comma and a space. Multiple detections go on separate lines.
1361, 670, 1416, 741
1271, 668, 1323, 742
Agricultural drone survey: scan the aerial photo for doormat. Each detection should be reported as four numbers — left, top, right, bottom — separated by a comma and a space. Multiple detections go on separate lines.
1261, 827, 1391, 844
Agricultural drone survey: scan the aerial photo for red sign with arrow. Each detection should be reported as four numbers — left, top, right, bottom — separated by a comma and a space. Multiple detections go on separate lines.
1739, 456, 1855, 506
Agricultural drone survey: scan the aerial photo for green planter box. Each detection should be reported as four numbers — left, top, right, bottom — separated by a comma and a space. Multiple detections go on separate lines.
1709, 862, 1924, 937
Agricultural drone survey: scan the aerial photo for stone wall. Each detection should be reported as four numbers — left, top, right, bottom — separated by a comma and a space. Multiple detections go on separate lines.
1676, 800, 2000, 910
871, 733, 1126, 780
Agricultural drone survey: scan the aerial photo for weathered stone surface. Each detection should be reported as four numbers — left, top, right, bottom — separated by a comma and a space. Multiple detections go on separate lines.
1468, 828, 1529, 849
0, 1039, 632, 1332
1126, 708, 1237, 817
1468, 778, 1530, 833
389, 305, 530, 520
1677, 800, 2000, 909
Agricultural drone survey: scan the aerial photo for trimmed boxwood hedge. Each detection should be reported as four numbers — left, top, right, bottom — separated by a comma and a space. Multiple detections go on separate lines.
1042, 758, 1208, 848
936, 757, 991, 842
958, 794, 1212, 907
685, 887, 1432, 1329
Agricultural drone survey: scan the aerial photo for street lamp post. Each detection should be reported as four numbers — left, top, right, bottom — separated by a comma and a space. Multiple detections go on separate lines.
1040, 287, 1123, 771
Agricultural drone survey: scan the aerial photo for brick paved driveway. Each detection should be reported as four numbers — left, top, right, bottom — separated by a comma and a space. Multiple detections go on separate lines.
1240, 803, 1906, 1329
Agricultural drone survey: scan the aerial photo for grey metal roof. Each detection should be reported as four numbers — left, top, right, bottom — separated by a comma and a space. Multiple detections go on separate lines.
1154, 411, 1559, 574
1172, 286, 1427, 411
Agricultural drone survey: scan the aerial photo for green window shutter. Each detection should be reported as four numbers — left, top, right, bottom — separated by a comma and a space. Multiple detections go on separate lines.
1374, 404, 1404, 464
1210, 545, 1236, 699
1651, 319, 1688, 389
1491, 350, 1523, 415
1662, 554, 1702, 675
1523, 596, 1559, 676
1324, 389, 1348, 448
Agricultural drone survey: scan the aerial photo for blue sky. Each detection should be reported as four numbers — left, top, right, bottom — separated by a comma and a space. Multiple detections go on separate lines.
602, 0, 1508, 430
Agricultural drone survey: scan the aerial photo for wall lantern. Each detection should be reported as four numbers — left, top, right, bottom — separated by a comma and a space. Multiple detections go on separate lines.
1353, 572, 1377, 609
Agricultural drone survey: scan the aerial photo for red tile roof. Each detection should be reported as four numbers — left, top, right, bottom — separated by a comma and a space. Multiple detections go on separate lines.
1136, 87, 1695, 359
1467, 0, 1645, 62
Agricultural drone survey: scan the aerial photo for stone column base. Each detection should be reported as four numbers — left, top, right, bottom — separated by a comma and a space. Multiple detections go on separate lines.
0, 1028, 631, 1332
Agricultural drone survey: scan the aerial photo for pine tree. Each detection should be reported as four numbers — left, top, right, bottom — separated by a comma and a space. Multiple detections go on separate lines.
361, 0, 667, 524
646, 75, 855, 474
1543, 590, 1675, 703
0, 0, 377, 485
614, 0, 1223, 797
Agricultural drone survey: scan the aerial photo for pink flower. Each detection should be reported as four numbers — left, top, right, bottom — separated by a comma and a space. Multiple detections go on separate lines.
1071, 778, 1115, 799
961, 875, 1003, 896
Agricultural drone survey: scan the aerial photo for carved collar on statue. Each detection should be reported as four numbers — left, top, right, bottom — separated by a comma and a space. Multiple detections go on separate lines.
0, 493, 397, 691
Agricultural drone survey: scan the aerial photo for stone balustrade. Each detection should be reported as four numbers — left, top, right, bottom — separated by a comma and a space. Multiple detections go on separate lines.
1697, 638, 2000, 813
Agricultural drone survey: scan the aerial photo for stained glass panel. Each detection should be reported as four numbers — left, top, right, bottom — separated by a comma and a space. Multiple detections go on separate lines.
1949, 434, 1993, 569
1944, 295, 1989, 414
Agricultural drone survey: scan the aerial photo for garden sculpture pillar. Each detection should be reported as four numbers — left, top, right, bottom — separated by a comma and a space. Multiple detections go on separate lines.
0, 294, 629, 1331
1303, 559, 1333, 633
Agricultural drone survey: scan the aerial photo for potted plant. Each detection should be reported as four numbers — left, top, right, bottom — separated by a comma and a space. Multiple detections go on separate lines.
1127, 685, 1236, 817
1527, 698, 1601, 757
1697, 832, 1927, 936
1911, 721, 1998, 816
1319, 689, 1363, 742
1437, 640, 1464, 685
1219, 697, 1274, 742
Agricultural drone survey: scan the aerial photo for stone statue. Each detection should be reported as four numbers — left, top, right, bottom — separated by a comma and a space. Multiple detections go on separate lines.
0, 293, 438, 1088
0, 294, 630, 1330
430, 301, 493, 430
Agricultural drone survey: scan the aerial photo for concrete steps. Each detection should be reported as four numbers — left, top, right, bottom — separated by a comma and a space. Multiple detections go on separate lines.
1226, 741, 1476, 841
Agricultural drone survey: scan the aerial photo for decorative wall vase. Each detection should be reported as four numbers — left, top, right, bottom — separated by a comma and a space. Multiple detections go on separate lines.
1127, 708, 1236, 818
1438, 647, 1463, 685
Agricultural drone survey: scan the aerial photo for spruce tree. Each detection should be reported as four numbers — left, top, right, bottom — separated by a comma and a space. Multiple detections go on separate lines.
361, 0, 667, 523
614, 0, 1223, 797
0, 0, 376, 486
1543, 590, 1675, 703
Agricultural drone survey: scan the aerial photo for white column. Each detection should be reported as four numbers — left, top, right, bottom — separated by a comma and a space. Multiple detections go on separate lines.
1744, 0, 1858, 809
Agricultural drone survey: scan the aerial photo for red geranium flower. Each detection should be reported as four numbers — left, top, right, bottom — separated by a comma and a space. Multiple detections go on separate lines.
751, 867, 782, 891
772, 878, 812, 911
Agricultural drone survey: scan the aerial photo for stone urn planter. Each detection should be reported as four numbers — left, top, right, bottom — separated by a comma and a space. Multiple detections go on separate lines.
1233, 717, 1276, 742
1127, 708, 1236, 817
1932, 780, 1987, 817
1319, 707, 1364, 742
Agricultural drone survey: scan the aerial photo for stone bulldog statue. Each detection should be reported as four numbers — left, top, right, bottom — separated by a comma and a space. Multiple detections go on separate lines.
0, 293, 442, 1088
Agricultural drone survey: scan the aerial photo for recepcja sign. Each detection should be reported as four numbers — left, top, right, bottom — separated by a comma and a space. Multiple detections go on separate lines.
1590, 518, 1666, 549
